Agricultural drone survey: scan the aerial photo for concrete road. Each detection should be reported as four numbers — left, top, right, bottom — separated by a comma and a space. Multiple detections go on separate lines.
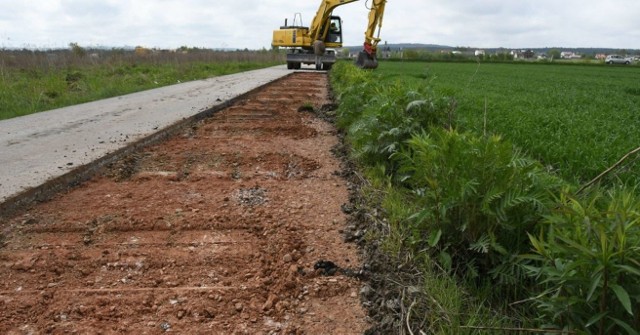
0, 66, 290, 206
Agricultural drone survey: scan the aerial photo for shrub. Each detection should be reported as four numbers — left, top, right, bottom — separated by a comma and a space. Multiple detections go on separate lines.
332, 62, 454, 173
525, 188, 640, 334
394, 128, 563, 297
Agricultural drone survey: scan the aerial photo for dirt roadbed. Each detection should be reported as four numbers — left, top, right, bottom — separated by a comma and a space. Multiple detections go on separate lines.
0, 73, 369, 334
0, 66, 289, 207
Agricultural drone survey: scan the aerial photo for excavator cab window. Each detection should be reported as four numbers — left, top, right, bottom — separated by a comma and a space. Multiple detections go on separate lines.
326, 17, 342, 43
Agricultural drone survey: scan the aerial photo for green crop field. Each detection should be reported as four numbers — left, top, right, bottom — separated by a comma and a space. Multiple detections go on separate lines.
377, 61, 640, 185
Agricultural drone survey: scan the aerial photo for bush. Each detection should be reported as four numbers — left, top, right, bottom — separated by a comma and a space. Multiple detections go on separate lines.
525, 188, 640, 334
332, 62, 454, 172
394, 128, 563, 297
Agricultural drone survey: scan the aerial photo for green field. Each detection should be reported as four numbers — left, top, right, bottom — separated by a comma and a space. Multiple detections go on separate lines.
331, 62, 640, 333
377, 61, 640, 185
0, 49, 282, 121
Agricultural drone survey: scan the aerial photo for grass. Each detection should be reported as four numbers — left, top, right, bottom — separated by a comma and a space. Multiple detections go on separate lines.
0, 48, 283, 120
376, 61, 640, 186
330, 61, 640, 334
360, 167, 517, 334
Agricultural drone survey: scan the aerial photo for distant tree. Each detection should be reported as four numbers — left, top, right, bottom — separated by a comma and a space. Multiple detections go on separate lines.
177, 46, 205, 53
548, 49, 561, 60
492, 52, 513, 61
404, 49, 420, 60
69, 42, 86, 57
454, 46, 471, 52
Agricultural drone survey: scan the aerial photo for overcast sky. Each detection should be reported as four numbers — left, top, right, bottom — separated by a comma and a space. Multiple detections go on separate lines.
1, 0, 639, 50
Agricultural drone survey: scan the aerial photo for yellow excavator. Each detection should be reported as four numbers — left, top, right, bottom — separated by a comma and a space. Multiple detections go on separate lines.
272, 0, 387, 70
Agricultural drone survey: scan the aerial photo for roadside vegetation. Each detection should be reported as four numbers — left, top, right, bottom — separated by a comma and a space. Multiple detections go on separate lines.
331, 61, 640, 334
0, 45, 283, 120
381, 61, 640, 186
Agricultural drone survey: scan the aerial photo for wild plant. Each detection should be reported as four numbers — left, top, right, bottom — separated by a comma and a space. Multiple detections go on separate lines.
331, 62, 454, 172
524, 187, 640, 334
392, 128, 563, 298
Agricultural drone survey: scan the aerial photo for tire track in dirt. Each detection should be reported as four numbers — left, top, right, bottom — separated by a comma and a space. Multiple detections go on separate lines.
0, 72, 368, 334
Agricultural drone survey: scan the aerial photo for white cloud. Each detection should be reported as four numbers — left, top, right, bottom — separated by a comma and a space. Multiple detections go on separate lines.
0, 0, 638, 50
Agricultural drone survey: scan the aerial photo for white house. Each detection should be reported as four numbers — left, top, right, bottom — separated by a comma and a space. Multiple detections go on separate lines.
560, 51, 581, 59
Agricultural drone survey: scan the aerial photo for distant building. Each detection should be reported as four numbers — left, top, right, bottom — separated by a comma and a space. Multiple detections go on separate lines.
560, 51, 581, 59
511, 49, 534, 59
382, 44, 392, 59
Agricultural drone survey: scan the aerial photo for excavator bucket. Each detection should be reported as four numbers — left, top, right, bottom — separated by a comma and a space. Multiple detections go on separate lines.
355, 50, 378, 69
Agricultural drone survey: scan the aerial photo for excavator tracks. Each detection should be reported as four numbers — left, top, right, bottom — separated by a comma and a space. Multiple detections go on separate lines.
0, 72, 367, 334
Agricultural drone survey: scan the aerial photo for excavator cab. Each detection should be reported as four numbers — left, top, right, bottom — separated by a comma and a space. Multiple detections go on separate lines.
324, 17, 342, 45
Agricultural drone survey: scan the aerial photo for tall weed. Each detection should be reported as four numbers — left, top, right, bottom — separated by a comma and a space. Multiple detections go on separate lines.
525, 188, 640, 334
331, 62, 454, 172
394, 128, 563, 298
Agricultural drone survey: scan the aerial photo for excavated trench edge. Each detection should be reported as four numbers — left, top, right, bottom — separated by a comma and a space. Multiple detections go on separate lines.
0, 73, 294, 219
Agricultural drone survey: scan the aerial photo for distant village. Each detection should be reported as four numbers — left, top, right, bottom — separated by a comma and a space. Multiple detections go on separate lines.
4, 42, 639, 65
342, 43, 640, 63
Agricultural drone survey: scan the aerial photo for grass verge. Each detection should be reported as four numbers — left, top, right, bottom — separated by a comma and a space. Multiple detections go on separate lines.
0, 48, 283, 120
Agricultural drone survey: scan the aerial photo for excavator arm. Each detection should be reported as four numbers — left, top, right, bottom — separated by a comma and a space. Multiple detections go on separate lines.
311, 0, 387, 69
356, 0, 387, 69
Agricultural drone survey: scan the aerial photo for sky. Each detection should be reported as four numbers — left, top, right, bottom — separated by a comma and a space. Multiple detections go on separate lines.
1, 0, 639, 51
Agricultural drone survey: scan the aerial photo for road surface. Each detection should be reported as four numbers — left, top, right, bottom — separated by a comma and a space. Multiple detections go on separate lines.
0, 66, 290, 209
